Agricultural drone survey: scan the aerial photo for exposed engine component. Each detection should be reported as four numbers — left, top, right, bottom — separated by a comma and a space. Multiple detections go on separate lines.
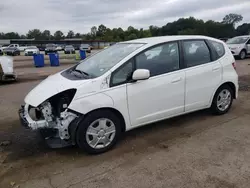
40, 101, 53, 122
25, 89, 78, 140
57, 111, 78, 139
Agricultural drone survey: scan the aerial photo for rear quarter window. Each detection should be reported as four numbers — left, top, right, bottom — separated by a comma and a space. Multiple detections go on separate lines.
210, 40, 225, 58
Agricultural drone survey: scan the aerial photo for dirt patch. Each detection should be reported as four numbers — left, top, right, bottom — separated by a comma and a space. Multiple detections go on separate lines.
239, 75, 250, 91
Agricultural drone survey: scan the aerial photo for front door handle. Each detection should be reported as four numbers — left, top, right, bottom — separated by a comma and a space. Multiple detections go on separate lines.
171, 77, 181, 83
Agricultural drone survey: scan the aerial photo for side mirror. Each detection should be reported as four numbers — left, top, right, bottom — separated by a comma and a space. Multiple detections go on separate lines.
132, 69, 150, 81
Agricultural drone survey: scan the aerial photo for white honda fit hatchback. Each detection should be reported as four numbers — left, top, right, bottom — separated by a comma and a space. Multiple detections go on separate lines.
19, 36, 238, 154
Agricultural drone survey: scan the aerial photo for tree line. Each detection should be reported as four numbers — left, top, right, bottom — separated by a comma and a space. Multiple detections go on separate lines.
0, 13, 250, 42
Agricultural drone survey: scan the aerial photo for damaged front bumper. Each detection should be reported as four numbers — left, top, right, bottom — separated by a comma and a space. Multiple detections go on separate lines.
19, 103, 79, 148
19, 104, 49, 129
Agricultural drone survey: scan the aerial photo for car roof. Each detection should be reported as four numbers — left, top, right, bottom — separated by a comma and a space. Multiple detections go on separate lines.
121, 35, 222, 45
232, 35, 250, 38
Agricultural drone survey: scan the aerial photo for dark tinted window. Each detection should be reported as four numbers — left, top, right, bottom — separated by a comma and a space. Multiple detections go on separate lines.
183, 40, 211, 68
135, 42, 180, 77
111, 61, 133, 86
210, 40, 225, 58
247, 40, 250, 44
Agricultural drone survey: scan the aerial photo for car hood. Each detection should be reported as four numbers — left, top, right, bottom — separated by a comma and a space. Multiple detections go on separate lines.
24, 72, 92, 107
227, 44, 244, 48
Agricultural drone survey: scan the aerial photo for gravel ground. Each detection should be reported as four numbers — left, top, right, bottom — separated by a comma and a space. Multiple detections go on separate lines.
0, 58, 250, 188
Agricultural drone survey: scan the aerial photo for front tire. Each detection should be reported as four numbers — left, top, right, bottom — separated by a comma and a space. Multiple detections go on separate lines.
210, 85, 233, 115
239, 50, 246, 60
76, 110, 122, 154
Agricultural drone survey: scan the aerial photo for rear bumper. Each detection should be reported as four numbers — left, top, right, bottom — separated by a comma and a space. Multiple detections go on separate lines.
64, 51, 75, 54
45, 50, 57, 54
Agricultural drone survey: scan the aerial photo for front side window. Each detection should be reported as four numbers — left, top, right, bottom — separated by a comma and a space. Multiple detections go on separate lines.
111, 60, 133, 86
135, 42, 180, 77
183, 40, 211, 68
75, 43, 144, 78
210, 40, 225, 58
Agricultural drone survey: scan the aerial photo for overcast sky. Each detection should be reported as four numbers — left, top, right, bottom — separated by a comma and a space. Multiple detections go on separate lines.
0, 0, 250, 34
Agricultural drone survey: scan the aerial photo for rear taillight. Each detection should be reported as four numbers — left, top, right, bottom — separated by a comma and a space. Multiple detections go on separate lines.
232, 62, 236, 70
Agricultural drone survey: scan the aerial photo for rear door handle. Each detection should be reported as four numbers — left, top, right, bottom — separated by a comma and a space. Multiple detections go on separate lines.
171, 77, 181, 83
212, 66, 220, 71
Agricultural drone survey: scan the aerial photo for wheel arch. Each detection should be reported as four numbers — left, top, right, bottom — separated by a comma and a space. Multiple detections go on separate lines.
69, 107, 126, 145
210, 82, 236, 107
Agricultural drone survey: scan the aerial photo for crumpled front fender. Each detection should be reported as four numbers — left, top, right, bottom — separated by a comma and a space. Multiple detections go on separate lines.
68, 92, 114, 115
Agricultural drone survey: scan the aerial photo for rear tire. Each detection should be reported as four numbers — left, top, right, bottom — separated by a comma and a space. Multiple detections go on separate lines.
76, 110, 122, 154
210, 85, 233, 115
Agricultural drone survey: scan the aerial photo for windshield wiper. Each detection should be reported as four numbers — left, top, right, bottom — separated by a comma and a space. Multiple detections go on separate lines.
74, 69, 89, 76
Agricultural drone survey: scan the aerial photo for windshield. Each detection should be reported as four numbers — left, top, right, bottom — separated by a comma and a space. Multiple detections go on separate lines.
75, 43, 144, 77
227, 37, 249, 44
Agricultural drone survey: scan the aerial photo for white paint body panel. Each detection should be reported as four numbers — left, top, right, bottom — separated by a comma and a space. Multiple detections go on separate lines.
127, 70, 185, 126
24, 72, 91, 107
184, 60, 222, 112
23, 35, 239, 133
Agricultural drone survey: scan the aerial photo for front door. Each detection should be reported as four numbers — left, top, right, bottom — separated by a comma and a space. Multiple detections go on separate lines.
127, 42, 185, 127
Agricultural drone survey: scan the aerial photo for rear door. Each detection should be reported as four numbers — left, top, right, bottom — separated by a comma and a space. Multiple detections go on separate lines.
182, 40, 223, 112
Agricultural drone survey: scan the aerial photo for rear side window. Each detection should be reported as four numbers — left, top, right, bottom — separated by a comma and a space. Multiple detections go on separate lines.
210, 40, 225, 58
183, 40, 211, 68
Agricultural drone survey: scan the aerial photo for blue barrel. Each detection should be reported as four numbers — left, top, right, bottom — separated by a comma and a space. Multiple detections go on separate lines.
33, 54, 45, 67
79, 50, 86, 60
49, 53, 60, 66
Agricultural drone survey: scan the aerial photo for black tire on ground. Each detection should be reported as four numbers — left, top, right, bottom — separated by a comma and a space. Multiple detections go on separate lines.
239, 50, 246, 60
45, 52, 47, 55
76, 110, 122, 154
210, 84, 233, 115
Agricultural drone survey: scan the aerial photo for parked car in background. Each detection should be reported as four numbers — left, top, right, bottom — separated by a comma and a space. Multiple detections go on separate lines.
80, 44, 91, 53
226, 35, 250, 59
19, 35, 238, 154
64, 45, 75, 54
219, 38, 229, 42
3, 47, 20, 56
1, 44, 27, 51
45, 44, 57, 55
24, 46, 40, 56
56, 45, 63, 51
38, 46, 46, 51
0, 56, 17, 81
0, 44, 9, 51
